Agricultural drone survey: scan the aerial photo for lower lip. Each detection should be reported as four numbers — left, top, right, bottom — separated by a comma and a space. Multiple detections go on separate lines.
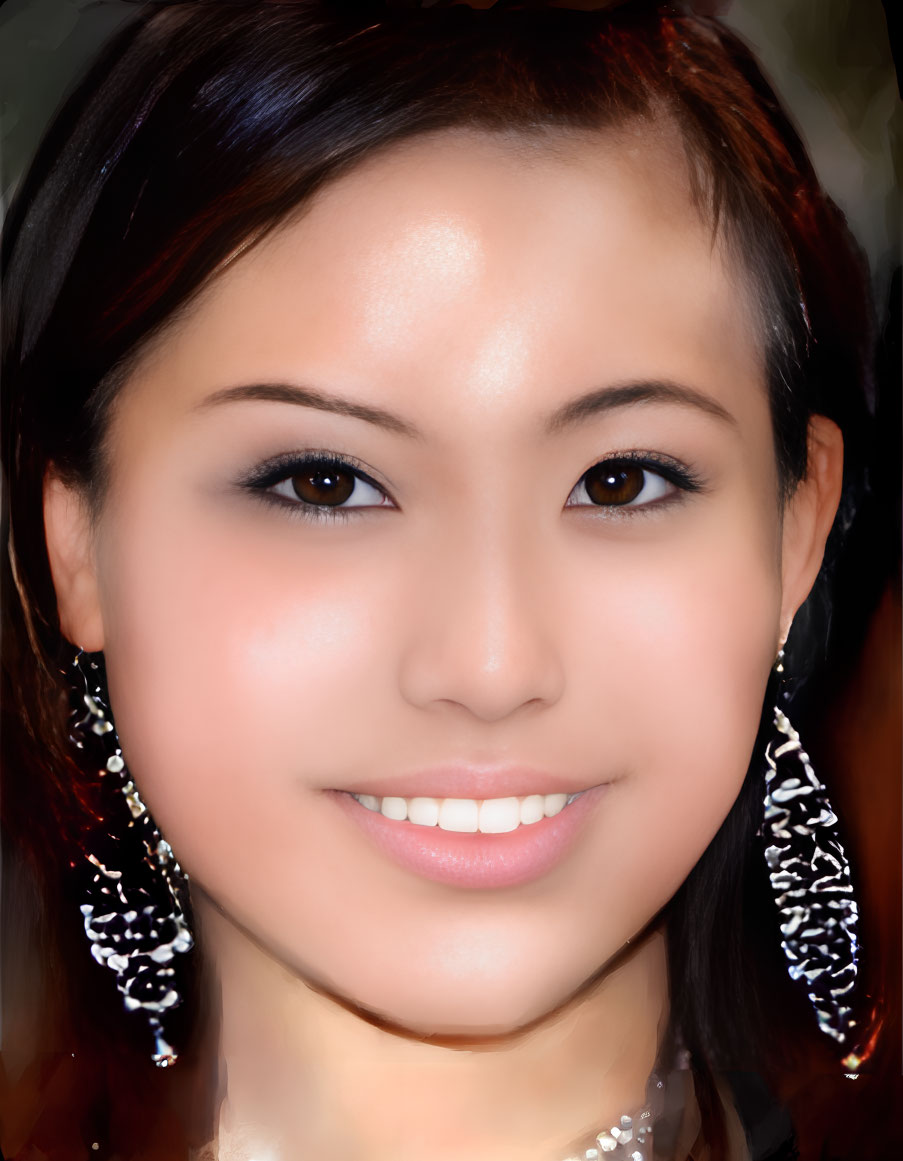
329, 786, 607, 889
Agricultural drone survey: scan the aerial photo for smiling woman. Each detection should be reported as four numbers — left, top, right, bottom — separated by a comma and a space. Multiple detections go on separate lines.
0, 2, 888, 1160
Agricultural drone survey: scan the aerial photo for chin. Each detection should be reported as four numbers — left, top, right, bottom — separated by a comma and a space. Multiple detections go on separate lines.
311, 960, 594, 1042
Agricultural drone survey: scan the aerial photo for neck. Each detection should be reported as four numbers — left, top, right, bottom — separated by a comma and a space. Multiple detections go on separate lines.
196, 896, 669, 1161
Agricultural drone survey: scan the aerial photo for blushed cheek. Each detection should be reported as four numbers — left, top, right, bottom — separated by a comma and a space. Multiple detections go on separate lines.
663, 580, 775, 854
567, 518, 782, 875
95, 499, 391, 869
644, 555, 777, 791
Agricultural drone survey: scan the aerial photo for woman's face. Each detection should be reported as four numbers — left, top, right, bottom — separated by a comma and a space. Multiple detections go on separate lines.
50, 126, 829, 1034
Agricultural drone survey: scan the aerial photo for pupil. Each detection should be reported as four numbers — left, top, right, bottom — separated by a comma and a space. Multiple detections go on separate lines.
291, 466, 355, 505
585, 463, 644, 506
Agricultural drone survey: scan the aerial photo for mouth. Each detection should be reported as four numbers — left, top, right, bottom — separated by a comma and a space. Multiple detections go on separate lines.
330, 784, 606, 889
348, 791, 584, 834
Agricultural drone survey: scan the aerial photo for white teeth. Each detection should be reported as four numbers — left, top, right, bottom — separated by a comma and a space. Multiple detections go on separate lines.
543, 793, 568, 818
438, 798, 479, 833
380, 796, 407, 821
355, 790, 582, 832
520, 794, 545, 825
478, 797, 520, 834
407, 796, 440, 827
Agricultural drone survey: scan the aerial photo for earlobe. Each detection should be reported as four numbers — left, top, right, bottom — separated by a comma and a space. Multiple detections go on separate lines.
779, 415, 844, 640
43, 471, 105, 652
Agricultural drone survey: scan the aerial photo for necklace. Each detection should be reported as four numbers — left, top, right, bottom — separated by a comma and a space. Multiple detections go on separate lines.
557, 1071, 664, 1161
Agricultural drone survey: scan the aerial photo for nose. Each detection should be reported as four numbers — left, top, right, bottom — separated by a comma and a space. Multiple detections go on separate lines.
397, 517, 566, 723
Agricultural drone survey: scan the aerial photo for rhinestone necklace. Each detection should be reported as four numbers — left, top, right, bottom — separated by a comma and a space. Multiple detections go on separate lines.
557, 1072, 663, 1161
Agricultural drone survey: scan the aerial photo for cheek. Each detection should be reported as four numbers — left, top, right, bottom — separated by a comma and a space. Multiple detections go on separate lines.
96, 497, 394, 864
570, 509, 781, 890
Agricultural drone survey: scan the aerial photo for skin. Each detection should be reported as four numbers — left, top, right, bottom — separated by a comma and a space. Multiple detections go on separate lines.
44, 123, 843, 1159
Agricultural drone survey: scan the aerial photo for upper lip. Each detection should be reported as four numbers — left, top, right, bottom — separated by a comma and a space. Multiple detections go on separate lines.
334, 767, 598, 799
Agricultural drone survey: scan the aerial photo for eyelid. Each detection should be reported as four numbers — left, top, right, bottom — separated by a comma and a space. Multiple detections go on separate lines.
238, 450, 396, 523
240, 451, 387, 491
565, 451, 705, 511
581, 449, 703, 482
238, 448, 704, 523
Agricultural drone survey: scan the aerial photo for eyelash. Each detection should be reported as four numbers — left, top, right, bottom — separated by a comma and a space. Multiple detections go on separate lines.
240, 450, 704, 525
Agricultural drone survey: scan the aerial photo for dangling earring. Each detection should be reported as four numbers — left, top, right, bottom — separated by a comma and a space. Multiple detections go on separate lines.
68, 648, 194, 1067
762, 646, 862, 1070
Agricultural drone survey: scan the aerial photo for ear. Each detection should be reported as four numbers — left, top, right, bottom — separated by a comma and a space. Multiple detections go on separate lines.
43, 471, 105, 652
779, 415, 844, 643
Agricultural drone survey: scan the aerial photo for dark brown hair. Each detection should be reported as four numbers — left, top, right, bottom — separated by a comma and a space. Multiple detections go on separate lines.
1, 1, 877, 1154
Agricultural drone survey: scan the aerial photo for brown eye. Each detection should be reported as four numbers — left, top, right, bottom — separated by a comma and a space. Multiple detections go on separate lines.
289, 465, 356, 506
583, 462, 646, 506
566, 459, 679, 511
262, 455, 390, 519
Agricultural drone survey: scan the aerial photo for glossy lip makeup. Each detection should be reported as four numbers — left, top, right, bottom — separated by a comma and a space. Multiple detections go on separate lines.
328, 770, 608, 888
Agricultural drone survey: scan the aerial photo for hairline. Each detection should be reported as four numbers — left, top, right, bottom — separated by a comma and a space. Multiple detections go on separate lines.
83, 116, 796, 516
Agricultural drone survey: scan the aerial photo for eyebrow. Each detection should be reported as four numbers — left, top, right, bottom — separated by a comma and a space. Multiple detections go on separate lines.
195, 378, 737, 436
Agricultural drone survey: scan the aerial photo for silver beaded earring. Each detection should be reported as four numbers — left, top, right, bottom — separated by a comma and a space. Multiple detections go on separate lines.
762, 646, 862, 1070
68, 648, 194, 1067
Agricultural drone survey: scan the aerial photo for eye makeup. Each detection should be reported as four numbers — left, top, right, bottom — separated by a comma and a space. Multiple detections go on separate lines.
237, 450, 392, 524
566, 450, 705, 515
235, 447, 706, 525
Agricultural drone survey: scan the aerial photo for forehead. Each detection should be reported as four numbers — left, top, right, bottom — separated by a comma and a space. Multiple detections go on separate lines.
116, 123, 765, 443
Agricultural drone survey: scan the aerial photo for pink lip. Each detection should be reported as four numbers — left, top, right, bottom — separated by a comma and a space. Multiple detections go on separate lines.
329, 784, 607, 889
334, 767, 591, 799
